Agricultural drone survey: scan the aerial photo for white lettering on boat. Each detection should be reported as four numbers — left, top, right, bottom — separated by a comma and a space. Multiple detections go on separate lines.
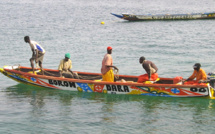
190, 87, 206, 93
48, 80, 76, 88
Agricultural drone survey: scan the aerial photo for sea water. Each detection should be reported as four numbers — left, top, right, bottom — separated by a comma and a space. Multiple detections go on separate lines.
0, 0, 215, 133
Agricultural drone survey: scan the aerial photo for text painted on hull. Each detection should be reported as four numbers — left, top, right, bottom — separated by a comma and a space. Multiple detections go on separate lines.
48, 80, 76, 88
106, 85, 129, 92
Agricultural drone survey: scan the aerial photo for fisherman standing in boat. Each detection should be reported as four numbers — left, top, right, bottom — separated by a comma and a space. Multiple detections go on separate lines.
138, 56, 158, 83
185, 63, 207, 83
58, 53, 78, 78
24, 36, 45, 75
101, 46, 118, 82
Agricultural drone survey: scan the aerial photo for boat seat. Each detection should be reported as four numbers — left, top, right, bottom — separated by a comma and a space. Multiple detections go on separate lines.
143, 78, 160, 84
173, 76, 183, 85
116, 79, 134, 83
28, 70, 41, 75
94, 79, 102, 82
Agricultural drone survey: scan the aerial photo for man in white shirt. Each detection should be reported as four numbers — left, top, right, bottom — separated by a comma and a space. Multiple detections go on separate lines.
24, 36, 45, 74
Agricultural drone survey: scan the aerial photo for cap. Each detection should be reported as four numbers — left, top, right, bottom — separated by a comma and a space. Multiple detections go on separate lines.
65, 53, 71, 59
193, 63, 201, 69
107, 46, 112, 50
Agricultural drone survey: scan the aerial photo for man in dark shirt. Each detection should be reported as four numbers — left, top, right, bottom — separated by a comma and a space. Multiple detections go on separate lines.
138, 56, 158, 83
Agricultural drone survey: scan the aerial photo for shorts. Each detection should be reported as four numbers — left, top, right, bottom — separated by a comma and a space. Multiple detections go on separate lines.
137, 73, 158, 83
102, 69, 114, 82
31, 52, 45, 63
62, 72, 74, 78
62, 71, 79, 79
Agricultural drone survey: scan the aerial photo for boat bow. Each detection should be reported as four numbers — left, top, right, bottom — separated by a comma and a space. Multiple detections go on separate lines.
110, 13, 124, 19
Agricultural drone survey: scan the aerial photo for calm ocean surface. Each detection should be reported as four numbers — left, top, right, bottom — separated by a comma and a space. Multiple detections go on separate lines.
1, 0, 215, 133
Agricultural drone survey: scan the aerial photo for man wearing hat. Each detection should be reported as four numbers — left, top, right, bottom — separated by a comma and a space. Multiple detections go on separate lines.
186, 63, 207, 83
58, 53, 75, 78
101, 46, 118, 82
138, 56, 158, 83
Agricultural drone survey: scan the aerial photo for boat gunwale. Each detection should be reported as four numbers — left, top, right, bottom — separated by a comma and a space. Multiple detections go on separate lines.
121, 12, 215, 17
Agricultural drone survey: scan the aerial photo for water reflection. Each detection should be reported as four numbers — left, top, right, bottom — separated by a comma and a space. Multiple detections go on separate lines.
4, 83, 215, 129
2, 83, 215, 134
4, 83, 215, 109
5, 83, 148, 103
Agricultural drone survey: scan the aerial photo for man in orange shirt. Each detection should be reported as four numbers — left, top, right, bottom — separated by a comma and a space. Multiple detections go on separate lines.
186, 63, 207, 83
101, 46, 118, 82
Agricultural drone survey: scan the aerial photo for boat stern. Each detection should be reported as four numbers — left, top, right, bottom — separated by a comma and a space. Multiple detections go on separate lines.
209, 87, 215, 99
208, 81, 215, 99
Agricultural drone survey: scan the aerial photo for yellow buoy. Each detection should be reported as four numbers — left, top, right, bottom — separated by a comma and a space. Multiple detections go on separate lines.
101, 21, 105, 25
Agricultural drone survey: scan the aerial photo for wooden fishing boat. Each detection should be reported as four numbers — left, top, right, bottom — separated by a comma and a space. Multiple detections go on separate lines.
1, 65, 215, 99
111, 12, 215, 21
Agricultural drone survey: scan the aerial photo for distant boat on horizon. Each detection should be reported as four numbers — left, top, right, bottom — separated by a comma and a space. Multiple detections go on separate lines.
111, 12, 215, 21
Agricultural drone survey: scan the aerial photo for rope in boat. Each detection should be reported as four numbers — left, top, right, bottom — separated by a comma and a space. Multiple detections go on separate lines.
15, 65, 117, 80
78, 75, 101, 80
43, 69, 117, 80
43, 70, 102, 80
113, 68, 119, 79
43, 70, 57, 76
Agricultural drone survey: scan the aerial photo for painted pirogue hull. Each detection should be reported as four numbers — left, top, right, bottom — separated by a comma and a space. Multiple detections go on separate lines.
111, 12, 215, 21
0, 65, 215, 99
